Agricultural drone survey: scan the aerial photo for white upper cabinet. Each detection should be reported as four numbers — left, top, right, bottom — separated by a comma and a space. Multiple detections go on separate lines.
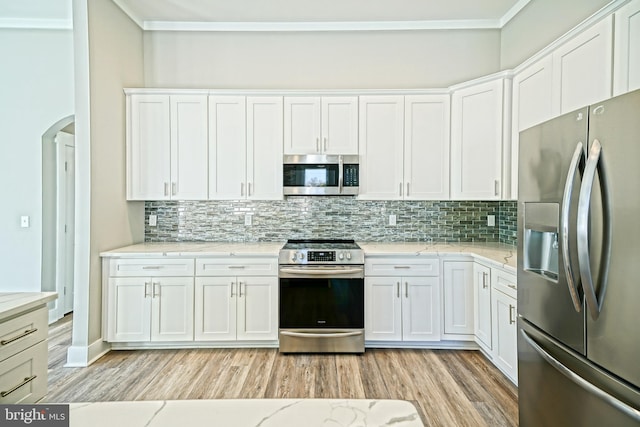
246, 97, 284, 200
209, 96, 283, 200
358, 96, 405, 200
510, 55, 554, 200
552, 15, 613, 114
404, 95, 450, 200
284, 96, 358, 155
209, 96, 247, 199
127, 93, 208, 200
614, 0, 640, 96
451, 78, 506, 200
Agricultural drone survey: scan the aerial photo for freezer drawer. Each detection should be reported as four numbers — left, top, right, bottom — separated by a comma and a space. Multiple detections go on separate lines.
518, 318, 640, 427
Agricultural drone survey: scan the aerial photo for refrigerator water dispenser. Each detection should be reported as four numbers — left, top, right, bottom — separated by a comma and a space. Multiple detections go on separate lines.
523, 203, 559, 282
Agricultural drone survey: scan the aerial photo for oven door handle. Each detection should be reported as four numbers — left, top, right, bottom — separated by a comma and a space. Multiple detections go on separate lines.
279, 267, 363, 276
280, 331, 363, 339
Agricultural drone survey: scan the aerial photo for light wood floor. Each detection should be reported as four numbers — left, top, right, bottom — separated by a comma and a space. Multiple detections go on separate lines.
45, 315, 518, 426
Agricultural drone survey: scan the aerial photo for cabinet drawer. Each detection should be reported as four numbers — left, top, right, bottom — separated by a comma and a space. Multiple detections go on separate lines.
0, 306, 47, 364
365, 257, 440, 276
0, 340, 47, 404
493, 269, 517, 299
109, 258, 195, 277
196, 258, 278, 276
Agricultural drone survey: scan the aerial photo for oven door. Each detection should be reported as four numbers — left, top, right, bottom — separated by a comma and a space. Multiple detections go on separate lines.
278, 265, 364, 353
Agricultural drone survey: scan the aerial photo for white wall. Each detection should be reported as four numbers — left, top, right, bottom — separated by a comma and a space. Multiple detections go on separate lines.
67, 0, 144, 366
0, 28, 74, 292
144, 29, 501, 89
500, 0, 612, 69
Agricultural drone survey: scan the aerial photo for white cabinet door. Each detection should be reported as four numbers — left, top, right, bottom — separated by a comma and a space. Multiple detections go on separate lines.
247, 97, 283, 200
402, 277, 441, 342
443, 261, 474, 335
404, 95, 450, 200
358, 96, 404, 200
284, 97, 321, 154
473, 263, 492, 350
170, 95, 208, 200
321, 96, 358, 155
194, 277, 237, 341
614, 0, 640, 95
108, 278, 151, 342
237, 276, 278, 341
492, 290, 518, 382
127, 94, 171, 200
209, 96, 247, 199
511, 55, 554, 199
365, 277, 403, 341
552, 15, 613, 114
151, 277, 194, 342
451, 79, 504, 200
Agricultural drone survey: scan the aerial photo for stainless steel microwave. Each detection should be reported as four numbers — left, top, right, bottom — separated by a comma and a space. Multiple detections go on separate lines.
283, 154, 359, 196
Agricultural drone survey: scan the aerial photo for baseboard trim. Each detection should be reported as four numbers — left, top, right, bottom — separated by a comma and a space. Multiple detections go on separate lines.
65, 339, 111, 367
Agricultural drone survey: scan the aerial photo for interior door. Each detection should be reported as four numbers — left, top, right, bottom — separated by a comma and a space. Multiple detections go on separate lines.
517, 107, 589, 354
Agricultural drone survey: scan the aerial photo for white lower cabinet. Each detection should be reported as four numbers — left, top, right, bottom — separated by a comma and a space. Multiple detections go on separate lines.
442, 261, 475, 336
365, 257, 440, 342
365, 276, 440, 342
473, 263, 492, 350
195, 275, 278, 341
491, 270, 518, 384
108, 276, 194, 342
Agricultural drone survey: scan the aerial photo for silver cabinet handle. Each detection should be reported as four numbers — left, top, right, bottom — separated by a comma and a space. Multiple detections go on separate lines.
494, 180, 500, 196
144, 281, 151, 298
323, 137, 327, 152
399, 183, 403, 197
152, 282, 159, 298
397, 282, 400, 298
239, 281, 244, 297
0, 328, 38, 346
142, 266, 161, 270
230, 281, 235, 297
316, 137, 320, 152
280, 330, 363, 339
240, 182, 245, 197
1, 375, 37, 398
482, 272, 488, 289
561, 141, 585, 313
338, 155, 344, 194
405, 282, 409, 298
228, 265, 246, 269
509, 304, 515, 324
577, 139, 612, 321
248, 182, 252, 197
164, 182, 169, 197
406, 183, 410, 197
520, 329, 640, 421
171, 182, 177, 196
393, 266, 411, 269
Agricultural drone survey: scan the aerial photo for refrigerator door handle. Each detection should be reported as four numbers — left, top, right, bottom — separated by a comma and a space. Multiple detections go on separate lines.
561, 141, 585, 312
577, 139, 612, 321
521, 329, 640, 421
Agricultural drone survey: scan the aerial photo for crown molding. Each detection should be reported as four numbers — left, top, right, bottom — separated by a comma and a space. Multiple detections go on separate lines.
0, 18, 72, 30
500, 0, 532, 27
111, 0, 144, 29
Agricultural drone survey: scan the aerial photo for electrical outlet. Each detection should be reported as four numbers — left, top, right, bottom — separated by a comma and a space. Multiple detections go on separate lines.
20, 216, 30, 228
149, 215, 157, 227
389, 214, 397, 226
487, 215, 496, 227
245, 214, 253, 226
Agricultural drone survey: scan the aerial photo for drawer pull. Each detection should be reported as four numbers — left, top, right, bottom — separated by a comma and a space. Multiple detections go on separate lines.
393, 266, 411, 269
142, 266, 162, 270
228, 265, 246, 269
507, 284, 517, 290
1, 375, 37, 397
1, 328, 38, 346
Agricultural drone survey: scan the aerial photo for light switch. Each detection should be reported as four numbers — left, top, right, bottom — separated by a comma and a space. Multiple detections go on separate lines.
21, 216, 30, 228
245, 214, 253, 226
487, 215, 496, 227
389, 215, 396, 226
149, 215, 157, 227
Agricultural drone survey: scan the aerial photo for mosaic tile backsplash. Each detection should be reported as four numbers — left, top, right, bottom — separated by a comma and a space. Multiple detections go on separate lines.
145, 198, 517, 246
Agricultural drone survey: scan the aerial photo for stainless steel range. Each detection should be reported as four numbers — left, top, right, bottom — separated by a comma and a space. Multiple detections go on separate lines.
278, 239, 365, 353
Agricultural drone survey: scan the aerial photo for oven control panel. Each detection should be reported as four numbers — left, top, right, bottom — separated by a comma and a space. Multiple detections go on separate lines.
308, 251, 335, 262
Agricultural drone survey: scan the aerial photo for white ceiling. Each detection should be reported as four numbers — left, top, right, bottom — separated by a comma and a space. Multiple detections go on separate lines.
112, 0, 532, 31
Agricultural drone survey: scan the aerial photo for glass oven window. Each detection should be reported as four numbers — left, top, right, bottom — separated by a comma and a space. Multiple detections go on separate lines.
279, 277, 364, 329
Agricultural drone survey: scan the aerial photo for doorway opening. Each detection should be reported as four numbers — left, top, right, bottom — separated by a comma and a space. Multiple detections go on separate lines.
42, 115, 75, 323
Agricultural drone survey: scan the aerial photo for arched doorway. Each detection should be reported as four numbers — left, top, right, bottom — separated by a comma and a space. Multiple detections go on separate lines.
42, 115, 75, 322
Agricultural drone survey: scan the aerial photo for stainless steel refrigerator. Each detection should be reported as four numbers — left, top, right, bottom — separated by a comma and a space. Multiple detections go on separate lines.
517, 88, 640, 426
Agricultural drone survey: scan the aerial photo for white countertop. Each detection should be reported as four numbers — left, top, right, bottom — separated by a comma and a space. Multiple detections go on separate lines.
100, 241, 516, 273
69, 399, 423, 427
0, 292, 57, 322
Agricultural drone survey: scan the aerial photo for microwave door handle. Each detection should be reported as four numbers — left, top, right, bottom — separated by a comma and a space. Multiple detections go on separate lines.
338, 155, 344, 193
577, 139, 612, 321
561, 141, 585, 312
